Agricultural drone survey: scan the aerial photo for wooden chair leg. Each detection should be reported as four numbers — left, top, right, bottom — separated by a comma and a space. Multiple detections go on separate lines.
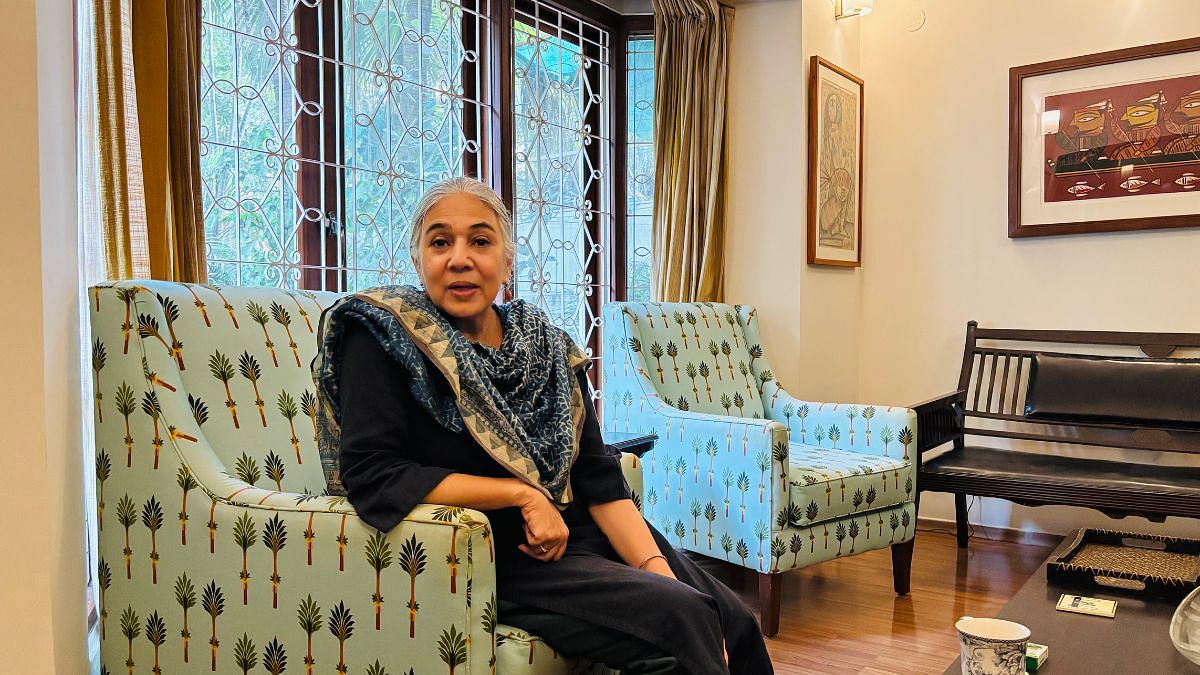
757, 572, 782, 637
891, 537, 915, 595
954, 493, 969, 548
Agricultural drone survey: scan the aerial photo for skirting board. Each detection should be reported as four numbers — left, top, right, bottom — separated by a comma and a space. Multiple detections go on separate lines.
917, 516, 1064, 548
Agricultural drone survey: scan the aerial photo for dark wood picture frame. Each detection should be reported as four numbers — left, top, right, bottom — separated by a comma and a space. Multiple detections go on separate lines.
1009, 37, 1200, 238
807, 55, 864, 267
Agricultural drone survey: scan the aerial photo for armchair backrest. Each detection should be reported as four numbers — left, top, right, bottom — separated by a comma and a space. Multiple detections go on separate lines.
604, 302, 767, 418
90, 281, 340, 495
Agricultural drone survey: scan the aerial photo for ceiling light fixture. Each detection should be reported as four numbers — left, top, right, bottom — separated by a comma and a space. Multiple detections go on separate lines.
834, 0, 873, 20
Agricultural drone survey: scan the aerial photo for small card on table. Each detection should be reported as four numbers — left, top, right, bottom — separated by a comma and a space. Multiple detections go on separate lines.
1055, 593, 1117, 617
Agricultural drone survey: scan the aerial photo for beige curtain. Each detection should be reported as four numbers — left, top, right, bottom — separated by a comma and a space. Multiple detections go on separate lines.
94, 0, 148, 279
94, 0, 207, 282
650, 0, 733, 303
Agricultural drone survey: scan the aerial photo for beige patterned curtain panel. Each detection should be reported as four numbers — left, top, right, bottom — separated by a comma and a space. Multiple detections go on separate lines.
651, 0, 734, 303
93, 0, 206, 283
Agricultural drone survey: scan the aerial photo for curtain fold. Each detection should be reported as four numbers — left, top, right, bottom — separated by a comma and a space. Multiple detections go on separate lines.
650, 0, 733, 303
160, 0, 208, 282
94, 0, 148, 280
94, 0, 207, 283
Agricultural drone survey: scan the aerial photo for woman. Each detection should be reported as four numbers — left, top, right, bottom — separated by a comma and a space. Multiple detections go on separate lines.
313, 177, 772, 675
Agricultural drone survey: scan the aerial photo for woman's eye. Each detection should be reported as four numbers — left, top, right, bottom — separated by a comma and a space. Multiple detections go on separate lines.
430, 239, 448, 248
473, 238, 491, 247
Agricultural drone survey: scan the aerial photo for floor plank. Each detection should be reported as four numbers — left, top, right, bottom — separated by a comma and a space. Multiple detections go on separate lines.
694, 530, 1058, 674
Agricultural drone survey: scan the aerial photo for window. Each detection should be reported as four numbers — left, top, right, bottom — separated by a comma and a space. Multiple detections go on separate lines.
199, 0, 652, 351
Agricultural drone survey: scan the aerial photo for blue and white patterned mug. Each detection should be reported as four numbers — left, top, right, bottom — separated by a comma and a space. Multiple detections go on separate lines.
956, 617, 1030, 675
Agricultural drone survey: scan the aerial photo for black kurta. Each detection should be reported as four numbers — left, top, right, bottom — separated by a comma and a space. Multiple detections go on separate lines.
336, 321, 772, 675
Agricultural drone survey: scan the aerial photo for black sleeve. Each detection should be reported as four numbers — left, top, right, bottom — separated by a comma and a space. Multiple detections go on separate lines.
569, 369, 633, 507
337, 321, 455, 532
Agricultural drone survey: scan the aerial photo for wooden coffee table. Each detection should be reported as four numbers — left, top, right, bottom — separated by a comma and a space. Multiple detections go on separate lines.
943, 531, 1193, 673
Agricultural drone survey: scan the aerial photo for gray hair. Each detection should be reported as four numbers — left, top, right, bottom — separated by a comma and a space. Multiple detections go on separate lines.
408, 176, 515, 276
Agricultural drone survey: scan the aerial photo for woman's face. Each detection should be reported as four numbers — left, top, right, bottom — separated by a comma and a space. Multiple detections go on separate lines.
418, 192, 511, 322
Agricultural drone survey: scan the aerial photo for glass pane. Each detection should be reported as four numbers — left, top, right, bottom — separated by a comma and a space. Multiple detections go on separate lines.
512, 7, 612, 351
625, 35, 654, 302
200, 3, 305, 288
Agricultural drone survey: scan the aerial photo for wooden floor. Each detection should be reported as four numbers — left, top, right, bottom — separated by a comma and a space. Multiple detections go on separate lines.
695, 530, 1058, 674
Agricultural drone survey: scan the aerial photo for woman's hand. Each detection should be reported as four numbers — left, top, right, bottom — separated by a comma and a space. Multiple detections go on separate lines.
515, 486, 569, 562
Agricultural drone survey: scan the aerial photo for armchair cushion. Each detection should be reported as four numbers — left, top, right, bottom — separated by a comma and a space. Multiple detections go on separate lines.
786, 443, 914, 527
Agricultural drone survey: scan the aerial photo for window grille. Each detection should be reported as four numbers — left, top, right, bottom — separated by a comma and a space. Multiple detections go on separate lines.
199, 0, 492, 290
511, 1, 612, 350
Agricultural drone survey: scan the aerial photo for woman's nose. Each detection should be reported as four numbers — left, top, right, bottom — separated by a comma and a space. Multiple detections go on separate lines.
447, 242, 473, 269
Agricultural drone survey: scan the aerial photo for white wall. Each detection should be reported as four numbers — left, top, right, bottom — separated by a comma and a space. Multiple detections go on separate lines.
856, 0, 1200, 537
0, 0, 89, 671
726, 0, 862, 402
727, 0, 1200, 537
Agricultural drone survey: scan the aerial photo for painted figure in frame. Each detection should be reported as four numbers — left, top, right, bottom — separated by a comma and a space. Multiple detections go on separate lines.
818, 81, 858, 250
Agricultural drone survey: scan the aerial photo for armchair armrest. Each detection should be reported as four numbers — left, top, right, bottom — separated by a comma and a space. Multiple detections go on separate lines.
198, 495, 497, 674
621, 396, 793, 561
763, 382, 916, 460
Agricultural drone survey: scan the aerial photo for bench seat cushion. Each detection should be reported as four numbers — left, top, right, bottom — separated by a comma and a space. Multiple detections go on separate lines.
787, 444, 914, 527
921, 446, 1200, 517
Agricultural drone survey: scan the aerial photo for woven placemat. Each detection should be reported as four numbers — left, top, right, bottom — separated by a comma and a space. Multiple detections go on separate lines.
1072, 542, 1200, 579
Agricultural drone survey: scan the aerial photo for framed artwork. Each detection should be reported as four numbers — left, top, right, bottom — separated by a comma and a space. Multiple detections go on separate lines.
808, 55, 864, 266
1010, 37, 1200, 237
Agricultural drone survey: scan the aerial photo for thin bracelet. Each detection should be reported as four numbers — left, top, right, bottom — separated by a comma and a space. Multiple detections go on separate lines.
637, 553, 667, 570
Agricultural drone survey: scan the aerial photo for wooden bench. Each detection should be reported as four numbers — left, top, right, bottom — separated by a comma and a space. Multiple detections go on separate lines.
913, 321, 1200, 548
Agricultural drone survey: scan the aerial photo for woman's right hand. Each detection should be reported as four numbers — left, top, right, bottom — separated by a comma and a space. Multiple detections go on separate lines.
514, 485, 569, 562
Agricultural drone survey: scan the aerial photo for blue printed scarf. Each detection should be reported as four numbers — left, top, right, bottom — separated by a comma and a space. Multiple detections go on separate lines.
312, 285, 589, 506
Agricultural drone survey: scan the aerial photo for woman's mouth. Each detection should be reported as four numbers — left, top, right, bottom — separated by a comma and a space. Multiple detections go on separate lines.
447, 283, 479, 298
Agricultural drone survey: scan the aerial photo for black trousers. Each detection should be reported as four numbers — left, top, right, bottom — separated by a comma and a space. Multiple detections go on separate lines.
496, 523, 774, 675
499, 599, 680, 674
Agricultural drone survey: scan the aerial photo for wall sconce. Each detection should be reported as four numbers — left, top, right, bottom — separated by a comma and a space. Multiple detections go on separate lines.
834, 0, 873, 20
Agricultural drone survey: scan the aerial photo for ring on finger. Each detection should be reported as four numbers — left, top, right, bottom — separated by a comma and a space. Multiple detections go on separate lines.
538, 544, 548, 554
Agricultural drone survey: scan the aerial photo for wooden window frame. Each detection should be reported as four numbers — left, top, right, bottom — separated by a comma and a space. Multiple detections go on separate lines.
294, 0, 345, 291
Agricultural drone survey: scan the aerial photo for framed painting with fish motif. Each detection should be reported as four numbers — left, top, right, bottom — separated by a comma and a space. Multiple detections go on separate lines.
808, 55, 863, 266
1010, 37, 1200, 237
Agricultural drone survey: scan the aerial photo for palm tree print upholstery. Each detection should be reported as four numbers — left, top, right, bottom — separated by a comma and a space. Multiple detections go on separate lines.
602, 302, 917, 605
91, 281, 631, 674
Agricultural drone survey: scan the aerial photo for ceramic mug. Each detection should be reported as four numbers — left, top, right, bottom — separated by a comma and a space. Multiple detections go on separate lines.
956, 616, 1030, 675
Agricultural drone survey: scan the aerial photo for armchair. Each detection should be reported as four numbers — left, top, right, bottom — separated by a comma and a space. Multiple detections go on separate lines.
91, 281, 626, 674
602, 302, 917, 636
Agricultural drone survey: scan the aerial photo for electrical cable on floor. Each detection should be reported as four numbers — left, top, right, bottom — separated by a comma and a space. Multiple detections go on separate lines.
967, 495, 977, 540
915, 496, 998, 542
915, 526, 958, 537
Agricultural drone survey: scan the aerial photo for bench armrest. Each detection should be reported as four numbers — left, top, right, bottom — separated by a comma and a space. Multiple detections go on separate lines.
912, 389, 966, 459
